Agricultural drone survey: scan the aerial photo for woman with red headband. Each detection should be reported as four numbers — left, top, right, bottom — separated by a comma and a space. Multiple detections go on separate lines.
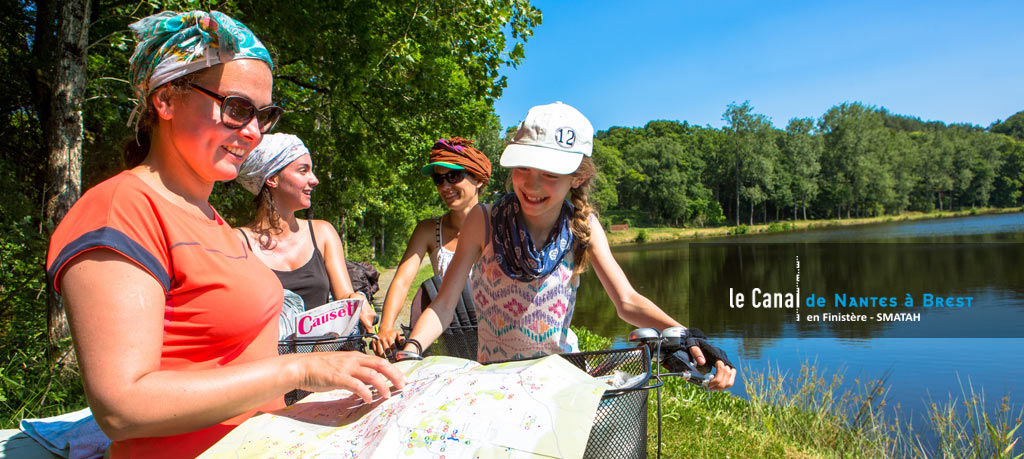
372, 137, 491, 357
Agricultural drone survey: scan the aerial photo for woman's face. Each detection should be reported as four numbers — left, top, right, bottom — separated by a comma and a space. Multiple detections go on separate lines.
269, 154, 318, 212
510, 167, 581, 221
161, 59, 273, 184
434, 165, 481, 211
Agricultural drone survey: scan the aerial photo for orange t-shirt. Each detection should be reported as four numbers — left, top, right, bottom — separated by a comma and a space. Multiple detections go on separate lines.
46, 171, 285, 458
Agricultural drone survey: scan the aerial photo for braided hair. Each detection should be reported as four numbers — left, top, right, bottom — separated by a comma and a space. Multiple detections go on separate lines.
568, 157, 597, 278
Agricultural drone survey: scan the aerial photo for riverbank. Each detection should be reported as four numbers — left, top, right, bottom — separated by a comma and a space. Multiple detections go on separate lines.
371, 207, 1024, 316
603, 207, 1023, 245
570, 328, 1022, 458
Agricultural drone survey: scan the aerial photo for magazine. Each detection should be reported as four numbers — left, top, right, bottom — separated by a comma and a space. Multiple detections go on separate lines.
294, 298, 362, 339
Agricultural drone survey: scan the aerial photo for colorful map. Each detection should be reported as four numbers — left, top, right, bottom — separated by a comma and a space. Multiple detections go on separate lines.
199, 354, 607, 458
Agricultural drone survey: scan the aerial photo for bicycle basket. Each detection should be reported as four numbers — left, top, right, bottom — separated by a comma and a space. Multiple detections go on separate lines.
401, 323, 479, 360
559, 347, 654, 459
494, 347, 654, 459
412, 325, 656, 458
277, 334, 370, 404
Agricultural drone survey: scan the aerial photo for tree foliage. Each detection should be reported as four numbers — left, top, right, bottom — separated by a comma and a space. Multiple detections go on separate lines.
991, 110, 1024, 141
0, 0, 541, 423
595, 102, 1022, 226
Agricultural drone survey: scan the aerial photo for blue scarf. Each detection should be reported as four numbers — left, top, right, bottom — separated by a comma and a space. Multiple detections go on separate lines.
491, 193, 574, 281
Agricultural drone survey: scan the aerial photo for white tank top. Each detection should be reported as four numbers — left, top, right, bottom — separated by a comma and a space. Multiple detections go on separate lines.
431, 216, 455, 277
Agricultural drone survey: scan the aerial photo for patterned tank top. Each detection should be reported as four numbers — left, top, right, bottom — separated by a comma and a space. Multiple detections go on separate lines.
470, 210, 580, 363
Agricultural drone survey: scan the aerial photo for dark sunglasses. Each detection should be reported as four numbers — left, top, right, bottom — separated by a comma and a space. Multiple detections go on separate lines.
189, 84, 283, 134
431, 170, 468, 186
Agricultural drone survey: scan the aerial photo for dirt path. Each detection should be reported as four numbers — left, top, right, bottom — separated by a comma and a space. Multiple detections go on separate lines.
370, 257, 430, 332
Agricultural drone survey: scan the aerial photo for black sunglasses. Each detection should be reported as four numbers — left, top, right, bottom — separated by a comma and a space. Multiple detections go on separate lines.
189, 84, 283, 134
431, 170, 468, 186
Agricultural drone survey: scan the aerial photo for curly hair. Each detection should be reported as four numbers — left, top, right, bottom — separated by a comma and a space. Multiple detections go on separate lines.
251, 184, 284, 249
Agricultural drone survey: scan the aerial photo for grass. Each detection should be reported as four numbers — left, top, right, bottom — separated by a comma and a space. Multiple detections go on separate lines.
571, 329, 1023, 458
1, 339, 85, 429
402, 261, 437, 307
603, 207, 1023, 246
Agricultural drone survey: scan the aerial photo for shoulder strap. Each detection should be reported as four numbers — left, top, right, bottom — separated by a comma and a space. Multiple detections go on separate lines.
237, 227, 253, 251
435, 216, 443, 248
307, 219, 318, 247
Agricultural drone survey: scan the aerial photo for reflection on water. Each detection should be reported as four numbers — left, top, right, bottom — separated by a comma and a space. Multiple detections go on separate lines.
574, 212, 1024, 449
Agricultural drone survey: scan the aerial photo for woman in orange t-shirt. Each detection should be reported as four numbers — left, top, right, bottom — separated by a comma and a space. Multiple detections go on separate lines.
45, 11, 403, 458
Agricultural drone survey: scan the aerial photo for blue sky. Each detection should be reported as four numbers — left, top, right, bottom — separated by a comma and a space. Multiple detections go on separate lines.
493, 0, 1024, 131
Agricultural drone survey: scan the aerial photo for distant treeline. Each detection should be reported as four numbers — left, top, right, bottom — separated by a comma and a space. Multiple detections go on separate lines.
585, 102, 1024, 227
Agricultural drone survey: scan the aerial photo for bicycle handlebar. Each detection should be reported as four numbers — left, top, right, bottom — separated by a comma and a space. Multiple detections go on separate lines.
628, 327, 714, 387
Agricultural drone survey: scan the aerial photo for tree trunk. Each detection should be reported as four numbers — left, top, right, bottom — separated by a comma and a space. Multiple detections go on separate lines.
749, 200, 753, 226
45, 0, 90, 357
339, 213, 347, 253
735, 175, 740, 227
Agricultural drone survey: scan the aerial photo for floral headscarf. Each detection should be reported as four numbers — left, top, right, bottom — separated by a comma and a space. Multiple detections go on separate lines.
127, 10, 272, 125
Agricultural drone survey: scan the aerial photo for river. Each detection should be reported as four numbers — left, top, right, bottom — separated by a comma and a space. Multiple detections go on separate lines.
575, 212, 1024, 447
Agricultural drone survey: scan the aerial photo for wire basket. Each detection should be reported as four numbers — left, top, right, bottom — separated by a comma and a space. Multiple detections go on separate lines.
511, 347, 655, 459
277, 333, 371, 404
422, 324, 656, 459
278, 333, 368, 355
401, 324, 479, 360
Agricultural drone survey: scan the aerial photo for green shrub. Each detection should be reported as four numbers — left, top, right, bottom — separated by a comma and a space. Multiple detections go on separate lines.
729, 225, 749, 235
571, 326, 612, 352
635, 229, 649, 243
766, 221, 794, 233
0, 217, 88, 428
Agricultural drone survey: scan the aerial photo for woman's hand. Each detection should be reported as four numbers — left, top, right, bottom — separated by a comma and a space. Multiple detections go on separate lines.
292, 351, 406, 403
348, 292, 376, 333
686, 345, 737, 391
373, 327, 402, 357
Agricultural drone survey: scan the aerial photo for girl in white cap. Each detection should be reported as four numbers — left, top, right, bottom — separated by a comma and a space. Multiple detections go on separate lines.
402, 102, 735, 390
235, 133, 376, 337
45, 12, 403, 457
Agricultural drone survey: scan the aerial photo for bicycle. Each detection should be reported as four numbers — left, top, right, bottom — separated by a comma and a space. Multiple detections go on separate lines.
390, 325, 718, 459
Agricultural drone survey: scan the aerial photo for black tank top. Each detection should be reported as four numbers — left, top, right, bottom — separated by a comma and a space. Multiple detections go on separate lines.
241, 220, 331, 311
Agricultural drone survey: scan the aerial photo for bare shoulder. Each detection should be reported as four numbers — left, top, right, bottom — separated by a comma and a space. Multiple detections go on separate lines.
461, 204, 490, 249
309, 219, 343, 246
310, 219, 338, 234
234, 226, 252, 244
586, 213, 612, 253
413, 217, 438, 233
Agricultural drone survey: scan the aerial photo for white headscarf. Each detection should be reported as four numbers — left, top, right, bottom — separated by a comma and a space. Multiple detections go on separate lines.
236, 133, 309, 194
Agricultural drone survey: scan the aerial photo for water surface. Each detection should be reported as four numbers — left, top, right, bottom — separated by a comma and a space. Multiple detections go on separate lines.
574, 212, 1024, 449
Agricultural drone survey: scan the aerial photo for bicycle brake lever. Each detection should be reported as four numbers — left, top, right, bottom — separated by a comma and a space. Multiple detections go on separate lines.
661, 349, 711, 386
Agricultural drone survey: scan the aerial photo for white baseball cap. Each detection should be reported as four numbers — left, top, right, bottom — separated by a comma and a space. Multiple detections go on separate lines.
500, 102, 594, 175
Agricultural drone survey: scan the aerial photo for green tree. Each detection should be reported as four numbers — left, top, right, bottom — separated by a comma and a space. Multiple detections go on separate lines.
779, 118, 821, 220
818, 102, 893, 217
991, 136, 1024, 207
227, 0, 541, 263
991, 110, 1024, 141
589, 139, 622, 213
723, 101, 777, 225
